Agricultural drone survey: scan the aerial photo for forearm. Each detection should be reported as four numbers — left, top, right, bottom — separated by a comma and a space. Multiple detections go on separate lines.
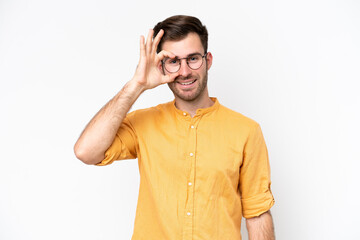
74, 29, 178, 165
74, 79, 145, 165
246, 211, 275, 240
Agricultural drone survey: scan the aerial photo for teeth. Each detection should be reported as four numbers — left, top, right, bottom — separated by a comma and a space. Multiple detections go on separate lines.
180, 80, 196, 85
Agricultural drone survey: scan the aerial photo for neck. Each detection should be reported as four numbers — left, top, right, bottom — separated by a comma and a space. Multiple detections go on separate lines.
174, 89, 214, 117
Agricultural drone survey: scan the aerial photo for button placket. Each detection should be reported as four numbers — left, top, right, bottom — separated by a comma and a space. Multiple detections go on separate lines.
182, 119, 198, 239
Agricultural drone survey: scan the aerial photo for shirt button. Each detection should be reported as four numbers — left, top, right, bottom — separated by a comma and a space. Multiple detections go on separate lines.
191, 125, 194, 129
188, 182, 192, 186
189, 153, 194, 157
187, 212, 191, 216
183, 112, 187, 116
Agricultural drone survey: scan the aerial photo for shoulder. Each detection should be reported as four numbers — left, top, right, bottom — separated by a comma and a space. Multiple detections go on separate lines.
126, 101, 173, 123
217, 104, 259, 130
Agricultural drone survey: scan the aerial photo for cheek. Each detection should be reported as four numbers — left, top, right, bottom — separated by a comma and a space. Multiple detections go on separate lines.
198, 67, 207, 78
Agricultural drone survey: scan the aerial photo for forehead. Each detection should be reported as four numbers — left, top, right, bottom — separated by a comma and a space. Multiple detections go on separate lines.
161, 33, 204, 57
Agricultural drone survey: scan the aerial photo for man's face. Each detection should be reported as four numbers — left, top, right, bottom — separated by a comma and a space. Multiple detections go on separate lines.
161, 33, 213, 102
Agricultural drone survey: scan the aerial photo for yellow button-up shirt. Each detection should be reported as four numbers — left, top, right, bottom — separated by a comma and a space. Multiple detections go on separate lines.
97, 97, 274, 240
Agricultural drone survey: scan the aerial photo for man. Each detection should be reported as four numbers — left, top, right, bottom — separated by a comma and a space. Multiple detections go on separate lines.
74, 15, 275, 240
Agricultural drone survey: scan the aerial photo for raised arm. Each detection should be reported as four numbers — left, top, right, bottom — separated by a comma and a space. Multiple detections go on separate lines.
74, 29, 179, 165
246, 210, 275, 240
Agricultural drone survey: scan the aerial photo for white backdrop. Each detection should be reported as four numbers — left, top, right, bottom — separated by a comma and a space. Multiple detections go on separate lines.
1, 0, 359, 239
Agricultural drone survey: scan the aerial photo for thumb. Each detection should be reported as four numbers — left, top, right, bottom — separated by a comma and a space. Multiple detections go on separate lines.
162, 72, 179, 84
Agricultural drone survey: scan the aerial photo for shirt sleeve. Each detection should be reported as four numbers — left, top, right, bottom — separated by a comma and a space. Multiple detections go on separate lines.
96, 113, 138, 166
239, 123, 275, 218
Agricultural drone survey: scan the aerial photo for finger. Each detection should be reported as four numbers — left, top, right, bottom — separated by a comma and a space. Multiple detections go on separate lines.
145, 29, 154, 55
155, 50, 176, 65
139, 35, 145, 59
152, 29, 164, 55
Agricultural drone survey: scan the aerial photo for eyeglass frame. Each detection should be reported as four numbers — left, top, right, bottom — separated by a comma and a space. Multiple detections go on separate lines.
161, 52, 208, 73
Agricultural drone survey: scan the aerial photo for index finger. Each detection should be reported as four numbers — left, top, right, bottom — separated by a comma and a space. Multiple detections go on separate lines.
156, 50, 176, 64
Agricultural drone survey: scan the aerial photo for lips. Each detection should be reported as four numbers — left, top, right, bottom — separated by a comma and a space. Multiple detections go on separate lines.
178, 79, 196, 85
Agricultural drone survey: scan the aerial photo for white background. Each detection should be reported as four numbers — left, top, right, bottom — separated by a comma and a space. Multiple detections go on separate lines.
1, 0, 359, 239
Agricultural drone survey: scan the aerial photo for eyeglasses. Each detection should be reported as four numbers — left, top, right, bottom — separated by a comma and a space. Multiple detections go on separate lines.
162, 53, 207, 73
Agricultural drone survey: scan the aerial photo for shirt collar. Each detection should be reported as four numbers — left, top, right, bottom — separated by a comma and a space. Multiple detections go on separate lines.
171, 97, 220, 117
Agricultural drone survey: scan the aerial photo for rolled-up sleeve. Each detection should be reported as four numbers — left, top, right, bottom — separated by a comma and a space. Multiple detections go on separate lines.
96, 112, 138, 166
239, 123, 275, 218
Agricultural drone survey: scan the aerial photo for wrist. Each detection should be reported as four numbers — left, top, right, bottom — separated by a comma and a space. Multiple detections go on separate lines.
125, 78, 147, 96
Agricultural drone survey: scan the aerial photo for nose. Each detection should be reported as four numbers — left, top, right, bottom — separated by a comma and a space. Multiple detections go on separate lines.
178, 59, 192, 77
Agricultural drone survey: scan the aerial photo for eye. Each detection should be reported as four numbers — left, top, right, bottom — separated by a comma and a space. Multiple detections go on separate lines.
188, 55, 200, 62
166, 58, 178, 65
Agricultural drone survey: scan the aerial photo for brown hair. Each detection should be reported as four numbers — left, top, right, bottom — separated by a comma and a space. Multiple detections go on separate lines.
153, 15, 208, 53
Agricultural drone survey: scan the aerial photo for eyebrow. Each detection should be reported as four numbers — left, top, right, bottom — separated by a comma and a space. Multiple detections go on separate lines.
173, 52, 203, 59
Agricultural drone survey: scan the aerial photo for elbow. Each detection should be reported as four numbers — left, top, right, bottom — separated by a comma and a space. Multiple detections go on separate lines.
73, 143, 102, 165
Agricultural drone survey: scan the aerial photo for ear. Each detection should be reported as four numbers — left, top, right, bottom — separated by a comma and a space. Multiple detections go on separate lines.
205, 52, 213, 70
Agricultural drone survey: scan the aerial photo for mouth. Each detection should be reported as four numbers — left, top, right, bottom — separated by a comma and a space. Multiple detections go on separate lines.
177, 79, 197, 88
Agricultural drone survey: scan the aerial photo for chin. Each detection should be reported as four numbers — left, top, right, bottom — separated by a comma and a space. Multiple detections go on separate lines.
177, 94, 198, 101
168, 84, 197, 101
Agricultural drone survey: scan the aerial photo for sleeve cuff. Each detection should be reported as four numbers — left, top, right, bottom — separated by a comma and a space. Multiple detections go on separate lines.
242, 189, 275, 218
